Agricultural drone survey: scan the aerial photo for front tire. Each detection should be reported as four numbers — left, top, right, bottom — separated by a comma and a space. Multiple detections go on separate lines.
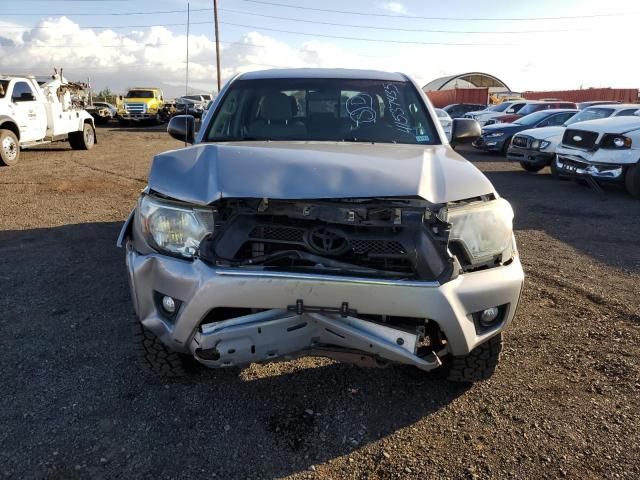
131, 315, 196, 377
625, 162, 640, 199
69, 123, 95, 150
0, 129, 19, 166
520, 161, 545, 172
441, 334, 502, 383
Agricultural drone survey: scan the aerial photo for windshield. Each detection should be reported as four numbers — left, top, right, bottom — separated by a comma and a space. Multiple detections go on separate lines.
126, 90, 154, 98
0, 80, 8, 98
206, 78, 439, 144
565, 107, 614, 125
516, 103, 546, 116
489, 102, 514, 113
514, 110, 557, 126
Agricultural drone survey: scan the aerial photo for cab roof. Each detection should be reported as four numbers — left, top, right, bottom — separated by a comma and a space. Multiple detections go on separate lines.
237, 68, 408, 82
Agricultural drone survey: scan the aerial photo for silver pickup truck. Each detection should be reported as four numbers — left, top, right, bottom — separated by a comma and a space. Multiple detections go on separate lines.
118, 68, 524, 383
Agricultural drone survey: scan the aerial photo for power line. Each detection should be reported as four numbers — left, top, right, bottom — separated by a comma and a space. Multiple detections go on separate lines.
0, 15, 583, 34
2, 7, 209, 16
242, 0, 639, 21
0, 42, 172, 48
218, 8, 582, 34
219, 21, 518, 46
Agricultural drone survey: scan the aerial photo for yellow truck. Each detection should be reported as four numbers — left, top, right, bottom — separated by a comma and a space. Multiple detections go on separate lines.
117, 87, 167, 125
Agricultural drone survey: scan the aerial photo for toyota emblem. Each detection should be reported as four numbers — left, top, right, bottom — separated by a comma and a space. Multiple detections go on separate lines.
573, 135, 583, 142
305, 226, 349, 255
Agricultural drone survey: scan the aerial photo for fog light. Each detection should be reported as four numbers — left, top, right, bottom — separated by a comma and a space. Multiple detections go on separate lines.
480, 307, 500, 325
161, 295, 176, 314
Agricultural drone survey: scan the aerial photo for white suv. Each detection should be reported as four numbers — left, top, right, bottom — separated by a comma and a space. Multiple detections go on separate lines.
464, 101, 526, 126
507, 104, 640, 173
554, 114, 640, 197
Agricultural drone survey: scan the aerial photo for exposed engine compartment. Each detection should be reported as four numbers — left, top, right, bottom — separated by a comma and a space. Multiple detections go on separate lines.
199, 197, 455, 281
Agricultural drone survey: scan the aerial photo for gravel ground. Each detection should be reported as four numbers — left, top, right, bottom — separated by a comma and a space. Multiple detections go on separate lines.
1, 126, 639, 479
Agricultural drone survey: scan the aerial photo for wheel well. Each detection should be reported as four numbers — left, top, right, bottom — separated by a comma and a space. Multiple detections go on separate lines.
0, 121, 20, 140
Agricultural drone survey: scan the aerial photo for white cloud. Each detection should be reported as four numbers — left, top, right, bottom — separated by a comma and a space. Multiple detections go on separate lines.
380, 2, 408, 15
0, 16, 636, 96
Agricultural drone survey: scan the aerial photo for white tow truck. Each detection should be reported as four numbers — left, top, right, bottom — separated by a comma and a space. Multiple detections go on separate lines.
0, 71, 96, 166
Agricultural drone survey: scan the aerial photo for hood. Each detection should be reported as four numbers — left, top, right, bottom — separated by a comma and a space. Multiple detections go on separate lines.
124, 97, 156, 104
147, 142, 495, 205
482, 122, 524, 134
568, 116, 640, 134
517, 125, 566, 140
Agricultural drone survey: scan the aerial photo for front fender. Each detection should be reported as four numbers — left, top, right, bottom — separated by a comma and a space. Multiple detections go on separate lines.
117, 209, 135, 248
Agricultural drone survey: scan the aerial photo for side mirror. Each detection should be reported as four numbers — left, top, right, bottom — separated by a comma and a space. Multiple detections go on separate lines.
450, 118, 481, 146
167, 115, 196, 144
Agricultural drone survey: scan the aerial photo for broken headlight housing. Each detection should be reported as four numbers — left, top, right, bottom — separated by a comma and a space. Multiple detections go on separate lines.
444, 198, 515, 267
137, 195, 214, 258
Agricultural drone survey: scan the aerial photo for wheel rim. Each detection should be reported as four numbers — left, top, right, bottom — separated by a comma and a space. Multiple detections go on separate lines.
2, 136, 17, 161
84, 126, 94, 146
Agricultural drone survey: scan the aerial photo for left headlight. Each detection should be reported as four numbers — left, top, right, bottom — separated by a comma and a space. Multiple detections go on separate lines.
601, 134, 632, 149
486, 132, 505, 138
137, 195, 214, 258
445, 198, 515, 266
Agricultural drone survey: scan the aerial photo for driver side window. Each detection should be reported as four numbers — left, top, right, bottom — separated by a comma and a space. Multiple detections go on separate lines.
12, 81, 35, 102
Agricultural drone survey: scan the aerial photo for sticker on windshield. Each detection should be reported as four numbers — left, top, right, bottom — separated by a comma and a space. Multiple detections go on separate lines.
416, 135, 430, 142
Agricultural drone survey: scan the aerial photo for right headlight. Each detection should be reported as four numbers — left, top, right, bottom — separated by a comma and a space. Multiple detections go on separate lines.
444, 198, 515, 266
137, 195, 214, 258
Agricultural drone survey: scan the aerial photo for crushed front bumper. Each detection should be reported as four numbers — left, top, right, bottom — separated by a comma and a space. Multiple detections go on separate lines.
555, 154, 625, 182
125, 247, 524, 369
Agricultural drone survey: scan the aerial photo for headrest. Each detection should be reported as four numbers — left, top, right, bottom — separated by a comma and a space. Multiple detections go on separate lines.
260, 92, 293, 121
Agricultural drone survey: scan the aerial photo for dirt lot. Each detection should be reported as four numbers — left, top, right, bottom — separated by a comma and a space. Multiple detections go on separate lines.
1, 125, 639, 479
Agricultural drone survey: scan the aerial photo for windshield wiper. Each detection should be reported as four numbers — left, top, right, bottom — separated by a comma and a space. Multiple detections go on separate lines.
341, 137, 396, 144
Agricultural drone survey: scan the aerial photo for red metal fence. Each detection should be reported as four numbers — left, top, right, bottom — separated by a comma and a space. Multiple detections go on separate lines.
424, 88, 489, 108
523, 88, 639, 104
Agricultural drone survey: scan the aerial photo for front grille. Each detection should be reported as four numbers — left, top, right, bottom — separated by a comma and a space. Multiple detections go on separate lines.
351, 240, 406, 255
250, 225, 305, 243
249, 225, 406, 256
511, 135, 529, 148
125, 103, 146, 114
562, 129, 598, 150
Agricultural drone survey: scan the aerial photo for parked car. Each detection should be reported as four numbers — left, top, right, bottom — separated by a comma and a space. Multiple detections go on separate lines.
93, 101, 117, 117
465, 101, 527, 126
443, 103, 487, 119
507, 104, 640, 172
434, 108, 453, 139
473, 109, 578, 155
175, 95, 208, 118
553, 114, 640, 197
117, 87, 166, 125
485, 101, 577, 125
576, 101, 621, 110
118, 68, 523, 383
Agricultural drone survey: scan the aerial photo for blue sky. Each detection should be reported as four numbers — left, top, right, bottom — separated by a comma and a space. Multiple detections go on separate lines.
0, 0, 637, 96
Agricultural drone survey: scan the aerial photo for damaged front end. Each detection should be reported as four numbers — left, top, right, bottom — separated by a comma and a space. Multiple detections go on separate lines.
198, 196, 456, 282
123, 190, 520, 372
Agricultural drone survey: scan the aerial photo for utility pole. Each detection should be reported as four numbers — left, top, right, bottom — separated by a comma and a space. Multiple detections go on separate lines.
214, 0, 221, 92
